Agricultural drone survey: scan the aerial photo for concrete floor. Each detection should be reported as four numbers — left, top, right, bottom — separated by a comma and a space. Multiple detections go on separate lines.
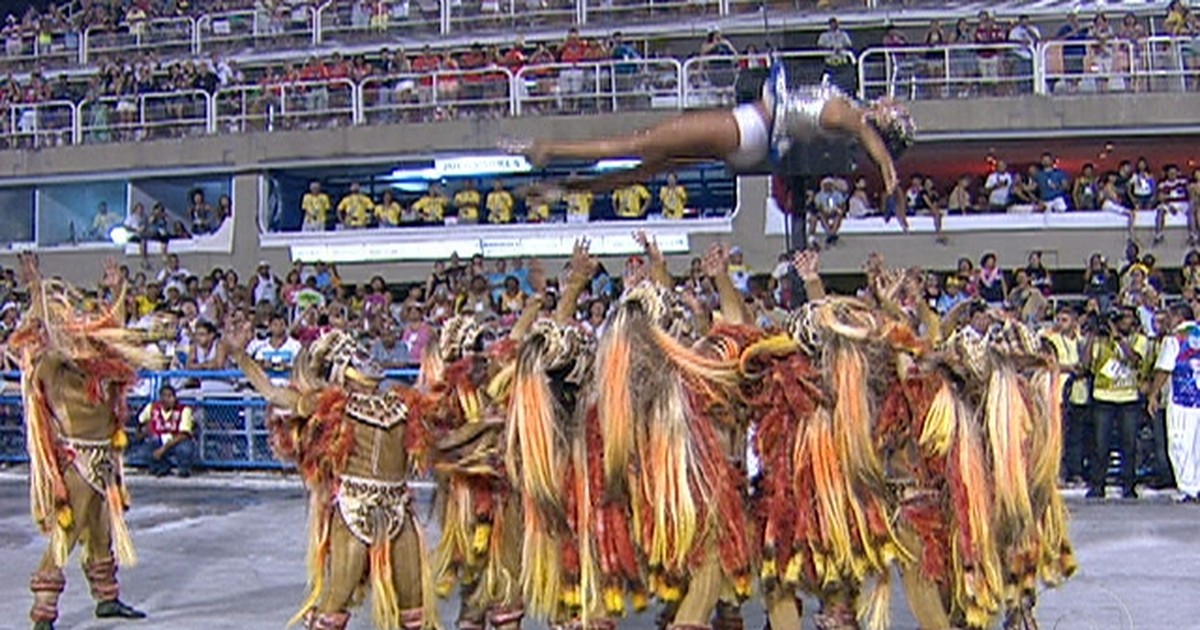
0, 469, 1197, 630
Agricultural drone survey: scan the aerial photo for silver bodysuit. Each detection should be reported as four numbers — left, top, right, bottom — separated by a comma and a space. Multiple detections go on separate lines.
770, 82, 846, 159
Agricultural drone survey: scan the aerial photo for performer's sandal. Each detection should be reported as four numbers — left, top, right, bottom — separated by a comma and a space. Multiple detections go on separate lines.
95, 599, 147, 619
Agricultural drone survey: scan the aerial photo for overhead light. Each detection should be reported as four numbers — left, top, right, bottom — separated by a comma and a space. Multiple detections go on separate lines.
594, 159, 642, 172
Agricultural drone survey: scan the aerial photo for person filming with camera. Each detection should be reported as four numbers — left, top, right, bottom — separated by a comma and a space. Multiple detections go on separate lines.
1084, 306, 1149, 499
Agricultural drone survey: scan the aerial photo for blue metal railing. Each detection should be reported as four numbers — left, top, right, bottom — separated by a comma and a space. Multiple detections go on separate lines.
0, 368, 420, 470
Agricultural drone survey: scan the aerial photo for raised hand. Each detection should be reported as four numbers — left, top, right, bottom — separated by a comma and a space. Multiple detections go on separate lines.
701, 243, 729, 278
568, 238, 597, 281
222, 321, 254, 354
101, 257, 123, 289
792, 249, 820, 280
17, 251, 40, 287
634, 230, 664, 267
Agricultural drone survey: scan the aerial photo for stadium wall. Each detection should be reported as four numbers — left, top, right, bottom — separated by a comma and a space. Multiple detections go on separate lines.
5, 93, 1200, 281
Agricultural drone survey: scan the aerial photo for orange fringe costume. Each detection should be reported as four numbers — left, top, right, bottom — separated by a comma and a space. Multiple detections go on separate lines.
504, 319, 620, 629
878, 318, 1076, 629
239, 330, 439, 630
591, 282, 754, 630
10, 276, 165, 629
421, 316, 525, 630
727, 299, 915, 630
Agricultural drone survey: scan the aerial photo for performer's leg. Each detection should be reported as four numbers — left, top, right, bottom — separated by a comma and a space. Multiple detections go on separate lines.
669, 548, 723, 627
762, 589, 802, 630
528, 110, 739, 168
487, 499, 525, 630
314, 516, 368, 627
393, 513, 432, 630
31, 474, 88, 627
166, 439, 197, 477
78, 468, 145, 620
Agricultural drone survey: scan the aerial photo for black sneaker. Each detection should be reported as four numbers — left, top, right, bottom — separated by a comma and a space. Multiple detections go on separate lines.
1122, 487, 1139, 500
95, 600, 147, 619
32, 622, 54, 630
1085, 487, 1105, 499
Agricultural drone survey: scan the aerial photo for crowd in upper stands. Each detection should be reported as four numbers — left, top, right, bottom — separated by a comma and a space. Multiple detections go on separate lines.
0, 2, 1198, 146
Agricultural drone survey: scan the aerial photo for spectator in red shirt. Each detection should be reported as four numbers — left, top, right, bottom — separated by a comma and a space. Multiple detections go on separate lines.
413, 44, 440, 102
559, 27, 589, 110
974, 11, 1008, 95
300, 56, 331, 119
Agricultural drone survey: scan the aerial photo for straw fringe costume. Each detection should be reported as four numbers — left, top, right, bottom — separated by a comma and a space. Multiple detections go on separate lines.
11, 274, 163, 630
876, 314, 1076, 629
592, 282, 754, 630
505, 319, 617, 629
233, 330, 439, 630
423, 315, 525, 630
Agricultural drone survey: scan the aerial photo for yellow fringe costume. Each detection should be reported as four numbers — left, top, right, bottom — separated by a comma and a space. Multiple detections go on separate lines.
11, 274, 165, 628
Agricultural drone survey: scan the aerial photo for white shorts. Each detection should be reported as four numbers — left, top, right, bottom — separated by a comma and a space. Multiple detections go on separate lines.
1163, 201, 1191, 214
726, 103, 768, 171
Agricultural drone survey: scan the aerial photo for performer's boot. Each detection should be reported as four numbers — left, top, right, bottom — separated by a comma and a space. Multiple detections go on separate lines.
400, 607, 426, 630
85, 559, 146, 620
30, 568, 65, 630
667, 624, 712, 630
712, 601, 744, 630
489, 606, 525, 630
307, 611, 351, 630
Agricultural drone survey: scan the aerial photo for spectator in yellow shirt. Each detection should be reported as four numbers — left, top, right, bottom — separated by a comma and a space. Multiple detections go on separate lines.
486, 179, 514, 224
659, 172, 688, 219
525, 190, 552, 223
565, 189, 593, 223
454, 179, 482, 223
614, 182, 651, 218
337, 181, 375, 229
375, 190, 403, 227
301, 180, 331, 231
412, 183, 449, 223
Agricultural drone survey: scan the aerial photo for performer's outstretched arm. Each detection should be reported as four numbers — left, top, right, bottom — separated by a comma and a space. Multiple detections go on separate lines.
223, 323, 301, 410
820, 98, 900, 195
703, 243, 750, 325
792, 250, 825, 301
555, 239, 596, 325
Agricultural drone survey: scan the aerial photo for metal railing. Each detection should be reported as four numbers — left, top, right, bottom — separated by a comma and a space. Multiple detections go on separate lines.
5, 100, 77, 149
1040, 38, 1137, 96
82, 17, 197, 64
78, 90, 210, 145
214, 78, 357, 134
682, 52, 783, 108
361, 67, 515, 124
859, 42, 1038, 101
514, 58, 683, 115
0, 368, 420, 469
4, 37, 1200, 150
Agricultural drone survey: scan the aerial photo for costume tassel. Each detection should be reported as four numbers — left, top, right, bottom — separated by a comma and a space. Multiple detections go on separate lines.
369, 536, 402, 630
506, 354, 562, 516
413, 524, 444, 630
289, 492, 331, 626
104, 482, 137, 567
919, 383, 956, 457
596, 310, 635, 489
985, 368, 1033, 538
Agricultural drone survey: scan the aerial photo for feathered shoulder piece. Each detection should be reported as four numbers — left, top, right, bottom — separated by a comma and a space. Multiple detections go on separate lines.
271, 386, 355, 486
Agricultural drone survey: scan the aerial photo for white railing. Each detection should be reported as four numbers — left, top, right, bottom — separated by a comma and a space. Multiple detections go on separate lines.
213, 78, 357, 134
1040, 38, 1137, 95
450, 0, 575, 34
682, 52, 779, 108
513, 58, 683, 115
317, 0, 440, 44
583, 0, 717, 26
78, 90, 210, 144
5, 101, 76, 149
82, 17, 197, 64
4, 37, 1200, 151
360, 67, 516, 124
859, 42, 1038, 101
